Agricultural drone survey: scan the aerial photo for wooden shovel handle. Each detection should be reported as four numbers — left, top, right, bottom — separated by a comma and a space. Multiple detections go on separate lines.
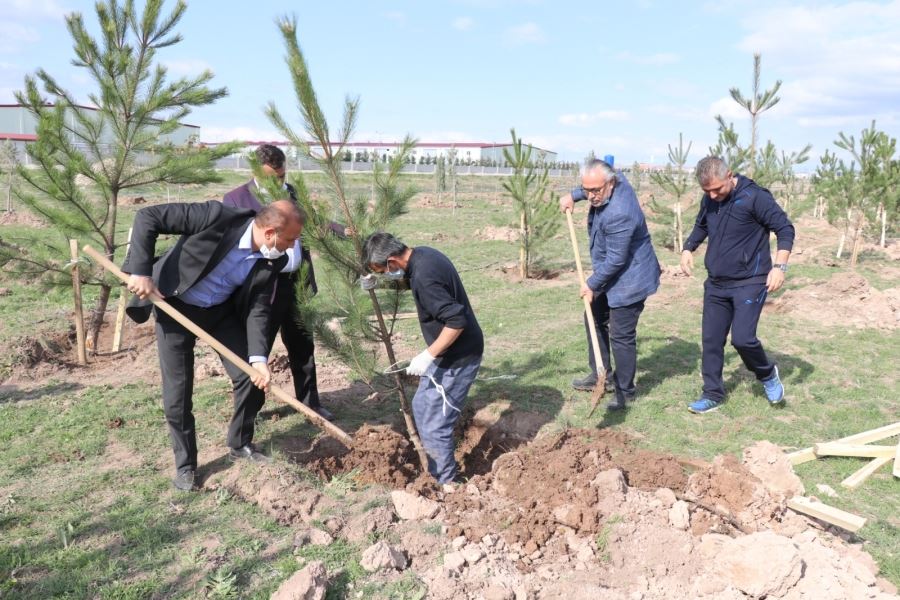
565, 211, 606, 377
82, 244, 353, 447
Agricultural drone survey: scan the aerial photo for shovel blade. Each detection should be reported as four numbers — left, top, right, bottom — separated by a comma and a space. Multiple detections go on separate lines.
586, 373, 607, 418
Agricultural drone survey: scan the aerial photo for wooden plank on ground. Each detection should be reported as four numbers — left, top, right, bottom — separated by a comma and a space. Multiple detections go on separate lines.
840, 456, 892, 490
786, 497, 867, 532
894, 441, 900, 479
814, 443, 896, 459
788, 422, 900, 465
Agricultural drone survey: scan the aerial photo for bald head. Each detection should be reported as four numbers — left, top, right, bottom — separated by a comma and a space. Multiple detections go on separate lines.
252, 199, 305, 255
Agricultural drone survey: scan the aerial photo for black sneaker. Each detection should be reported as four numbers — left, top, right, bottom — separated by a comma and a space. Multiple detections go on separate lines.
228, 443, 272, 464
571, 373, 598, 391
173, 469, 197, 491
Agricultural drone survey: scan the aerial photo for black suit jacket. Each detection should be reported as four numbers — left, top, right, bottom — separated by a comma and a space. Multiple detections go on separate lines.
122, 201, 286, 358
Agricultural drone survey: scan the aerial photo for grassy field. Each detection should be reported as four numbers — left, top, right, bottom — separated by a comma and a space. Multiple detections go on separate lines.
0, 172, 898, 597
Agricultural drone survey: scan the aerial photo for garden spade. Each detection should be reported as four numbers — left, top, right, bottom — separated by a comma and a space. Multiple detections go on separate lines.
564, 210, 607, 416
82, 245, 354, 447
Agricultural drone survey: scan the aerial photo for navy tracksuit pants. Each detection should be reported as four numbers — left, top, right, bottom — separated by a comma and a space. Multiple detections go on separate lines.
702, 280, 776, 401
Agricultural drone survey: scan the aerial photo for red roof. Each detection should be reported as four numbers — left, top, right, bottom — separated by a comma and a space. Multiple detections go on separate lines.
0, 133, 37, 141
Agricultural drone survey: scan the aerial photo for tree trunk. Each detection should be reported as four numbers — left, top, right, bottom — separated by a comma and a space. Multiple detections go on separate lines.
367, 289, 430, 472
519, 210, 527, 280
849, 213, 865, 268
836, 208, 851, 258
880, 203, 887, 248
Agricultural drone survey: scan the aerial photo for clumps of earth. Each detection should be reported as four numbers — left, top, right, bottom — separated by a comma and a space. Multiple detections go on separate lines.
204, 426, 897, 600
767, 271, 900, 330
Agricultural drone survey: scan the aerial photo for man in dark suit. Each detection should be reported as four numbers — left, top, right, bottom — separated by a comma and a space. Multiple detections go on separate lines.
560, 159, 661, 411
223, 144, 345, 421
123, 199, 304, 491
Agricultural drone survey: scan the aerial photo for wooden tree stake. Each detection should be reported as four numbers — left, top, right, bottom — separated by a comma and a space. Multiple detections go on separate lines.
69, 239, 87, 365
111, 227, 133, 352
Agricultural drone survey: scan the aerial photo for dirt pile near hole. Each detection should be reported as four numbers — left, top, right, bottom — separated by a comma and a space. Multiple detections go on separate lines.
443, 429, 688, 550
767, 271, 900, 329
304, 424, 420, 488
476, 225, 518, 242
422, 435, 895, 599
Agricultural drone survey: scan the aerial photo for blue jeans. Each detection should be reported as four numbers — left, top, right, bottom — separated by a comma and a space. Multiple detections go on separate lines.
412, 357, 482, 484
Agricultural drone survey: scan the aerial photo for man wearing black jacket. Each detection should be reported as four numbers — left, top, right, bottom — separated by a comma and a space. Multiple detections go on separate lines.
362, 233, 483, 486
123, 200, 304, 490
681, 156, 794, 414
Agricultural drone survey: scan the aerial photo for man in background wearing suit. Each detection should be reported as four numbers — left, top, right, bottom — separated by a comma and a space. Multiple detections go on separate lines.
223, 144, 346, 421
559, 159, 661, 411
123, 199, 304, 491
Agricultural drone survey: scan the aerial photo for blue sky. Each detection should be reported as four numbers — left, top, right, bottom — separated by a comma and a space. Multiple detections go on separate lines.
1, 0, 899, 167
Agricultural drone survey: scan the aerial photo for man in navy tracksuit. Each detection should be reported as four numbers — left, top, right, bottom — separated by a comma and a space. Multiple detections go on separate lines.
680, 156, 794, 414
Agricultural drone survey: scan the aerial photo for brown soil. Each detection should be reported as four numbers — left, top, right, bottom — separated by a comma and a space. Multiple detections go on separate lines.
443, 429, 689, 550
766, 271, 900, 330
302, 424, 421, 488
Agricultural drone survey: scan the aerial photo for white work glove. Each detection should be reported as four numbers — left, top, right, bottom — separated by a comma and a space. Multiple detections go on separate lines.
406, 349, 435, 376
359, 274, 378, 290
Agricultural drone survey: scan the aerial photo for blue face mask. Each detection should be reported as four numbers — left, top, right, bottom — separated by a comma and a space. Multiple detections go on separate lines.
385, 268, 406, 280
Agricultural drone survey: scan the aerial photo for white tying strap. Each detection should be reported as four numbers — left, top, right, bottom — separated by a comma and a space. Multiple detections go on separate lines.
383, 361, 461, 417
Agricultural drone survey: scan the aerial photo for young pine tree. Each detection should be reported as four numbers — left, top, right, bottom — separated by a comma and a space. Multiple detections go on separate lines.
264, 15, 428, 467
649, 133, 694, 253
729, 53, 781, 178
502, 129, 560, 279
2, 0, 239, 352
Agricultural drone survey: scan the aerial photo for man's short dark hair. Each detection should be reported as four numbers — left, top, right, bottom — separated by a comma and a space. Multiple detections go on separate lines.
256, 200, 305, 229
256, 144, 286, 169
695, 156, 730, 185
363, 232, 408, 269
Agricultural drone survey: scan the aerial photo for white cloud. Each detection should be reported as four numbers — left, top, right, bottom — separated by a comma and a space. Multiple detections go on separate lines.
558, 111, 629, 126
201, 126, 284, 144
162, 59, 213, 77
707, 96, 750, 121
0, 22, 39, 53
452, 16, 475, 31
504, 22, 545, 45
735, 2, 900, 125
0, 0, 67, 19
616, 51, 679, 66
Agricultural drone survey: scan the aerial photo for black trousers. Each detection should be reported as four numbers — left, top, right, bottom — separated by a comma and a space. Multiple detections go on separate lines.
270, 274, 320, 409
155, 299, 265, 474
584, 294, 646, 403
701, 280, 775, 401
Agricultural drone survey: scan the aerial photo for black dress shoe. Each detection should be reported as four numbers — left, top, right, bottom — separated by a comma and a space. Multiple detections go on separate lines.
228, 443, 272, 464
173, 469, 197, 491
312, 406, 334, 421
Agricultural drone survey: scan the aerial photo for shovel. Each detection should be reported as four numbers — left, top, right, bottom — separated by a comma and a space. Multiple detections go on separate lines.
564, 210, 608, 417
82, 245, 354, 447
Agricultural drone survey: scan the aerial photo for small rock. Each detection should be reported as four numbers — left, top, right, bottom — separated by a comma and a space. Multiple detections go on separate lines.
391, 490, 440, 520
0, 288, 10, 296
443, 551, 466, 572
669, 500, 691, 531
591, 468, 627, 494
461, 547, 485, 565
715, 531, 802, 598
529, 550, 542, 560
523, 539, 539, 554
482, 534, 497, 547
270, 560, 327, 600
483, 584, 514, 600
654, 487, 677, 508
507, 552, 520, 561
815, 483, 839, 498
293, 528, 334, 547
452, 535, 467, 550
360, 540, 407, 572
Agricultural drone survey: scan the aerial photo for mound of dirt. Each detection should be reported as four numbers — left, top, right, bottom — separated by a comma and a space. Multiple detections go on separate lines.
304, 425, 420, 488
443, 429, 688, 550
766, 271, 900, 329
476, 225, 518, 242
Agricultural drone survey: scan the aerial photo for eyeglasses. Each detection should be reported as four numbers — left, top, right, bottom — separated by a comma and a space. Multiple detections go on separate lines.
583, 186, 605, 194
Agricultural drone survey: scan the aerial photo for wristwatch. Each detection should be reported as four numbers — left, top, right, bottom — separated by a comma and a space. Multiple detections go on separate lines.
773, 263, 788, 272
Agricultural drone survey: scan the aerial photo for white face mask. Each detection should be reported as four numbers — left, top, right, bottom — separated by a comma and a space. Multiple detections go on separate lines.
259, 233, 285, 260
385, 268, 406, 280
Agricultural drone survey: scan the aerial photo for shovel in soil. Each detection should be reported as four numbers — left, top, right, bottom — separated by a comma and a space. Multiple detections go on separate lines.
564, 210, 608, 417
82, 245, 354, 447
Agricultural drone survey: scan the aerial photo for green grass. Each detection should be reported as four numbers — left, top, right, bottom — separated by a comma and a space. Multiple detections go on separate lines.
1, 173, 898, 594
